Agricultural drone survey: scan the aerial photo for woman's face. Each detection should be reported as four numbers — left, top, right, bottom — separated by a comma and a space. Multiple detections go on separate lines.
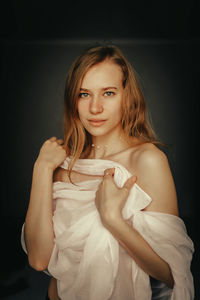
77, 60, 124, 138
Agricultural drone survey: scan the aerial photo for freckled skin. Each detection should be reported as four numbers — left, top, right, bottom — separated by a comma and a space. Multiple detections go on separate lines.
77, 60, 125, 151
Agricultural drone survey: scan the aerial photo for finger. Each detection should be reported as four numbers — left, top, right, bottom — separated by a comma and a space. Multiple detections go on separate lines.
56, 139, 64, 145
49, 136, 57, 142
104, 168, 115, 177
123, 175, 137, 191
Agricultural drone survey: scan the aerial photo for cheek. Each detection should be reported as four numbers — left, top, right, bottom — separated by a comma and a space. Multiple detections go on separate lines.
77, 101, 87, 118
109, 102, 123, 119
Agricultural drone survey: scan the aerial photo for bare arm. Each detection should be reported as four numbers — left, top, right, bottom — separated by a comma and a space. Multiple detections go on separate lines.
104, 215, 174, 288
24, 137, 67, 271
95, 147, 178, 288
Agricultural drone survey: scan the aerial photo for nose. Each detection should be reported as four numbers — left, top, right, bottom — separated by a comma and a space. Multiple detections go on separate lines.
89, 96, 103, 114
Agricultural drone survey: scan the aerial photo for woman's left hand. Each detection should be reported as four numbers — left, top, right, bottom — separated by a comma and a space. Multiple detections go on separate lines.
95, 168, 137, 227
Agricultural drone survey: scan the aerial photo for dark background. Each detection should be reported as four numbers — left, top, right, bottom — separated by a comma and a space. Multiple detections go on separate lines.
1, 1, 200, 299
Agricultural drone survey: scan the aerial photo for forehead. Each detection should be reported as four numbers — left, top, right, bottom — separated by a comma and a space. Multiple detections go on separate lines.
81, 60, 123, 89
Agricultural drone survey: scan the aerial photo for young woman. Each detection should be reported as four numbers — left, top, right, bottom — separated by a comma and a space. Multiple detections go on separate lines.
21, 45, 194, 300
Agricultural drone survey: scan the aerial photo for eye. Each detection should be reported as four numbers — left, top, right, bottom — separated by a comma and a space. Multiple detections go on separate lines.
104, 91, 115, 97
79, 92, 89, 98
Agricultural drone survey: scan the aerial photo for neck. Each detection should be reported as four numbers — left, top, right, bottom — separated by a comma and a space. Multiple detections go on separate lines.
89, 130, 131, 159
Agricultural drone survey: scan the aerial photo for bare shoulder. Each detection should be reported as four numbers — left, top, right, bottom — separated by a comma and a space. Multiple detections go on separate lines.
129, 143, 179, 215
130, 143, 167, 169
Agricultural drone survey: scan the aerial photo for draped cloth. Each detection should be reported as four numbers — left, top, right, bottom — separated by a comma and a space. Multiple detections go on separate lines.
21, 157, 194, 300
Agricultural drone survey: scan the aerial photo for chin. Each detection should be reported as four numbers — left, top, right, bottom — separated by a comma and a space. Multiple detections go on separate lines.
86, 129, 107, 137
84, 122, 121, 137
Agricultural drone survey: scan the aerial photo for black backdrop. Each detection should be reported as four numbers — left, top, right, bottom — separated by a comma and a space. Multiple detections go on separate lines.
1, 1, 200, 299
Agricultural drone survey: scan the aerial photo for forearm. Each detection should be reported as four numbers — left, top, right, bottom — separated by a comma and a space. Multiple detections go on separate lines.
103, 215, 174, 288
25, 161, 55, 270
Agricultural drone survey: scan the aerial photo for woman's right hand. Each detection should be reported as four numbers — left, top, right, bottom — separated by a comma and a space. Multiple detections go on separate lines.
35, 137, 67, 171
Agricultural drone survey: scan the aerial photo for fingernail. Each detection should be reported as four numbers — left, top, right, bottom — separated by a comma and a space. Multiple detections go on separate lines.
104, 168, 115, 176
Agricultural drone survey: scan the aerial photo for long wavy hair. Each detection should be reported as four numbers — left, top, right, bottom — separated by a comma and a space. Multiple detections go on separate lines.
63, 44, 158, 172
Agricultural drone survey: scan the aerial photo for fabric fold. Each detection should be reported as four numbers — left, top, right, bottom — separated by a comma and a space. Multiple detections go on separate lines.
21, 157, 194, 300
132, 211, 194, 299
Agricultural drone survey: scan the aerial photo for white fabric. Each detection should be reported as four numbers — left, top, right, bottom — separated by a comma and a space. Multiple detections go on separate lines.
21, 157, 194, 300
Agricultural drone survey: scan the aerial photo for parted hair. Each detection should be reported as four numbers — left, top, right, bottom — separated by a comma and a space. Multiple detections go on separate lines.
63, 44, 158, 171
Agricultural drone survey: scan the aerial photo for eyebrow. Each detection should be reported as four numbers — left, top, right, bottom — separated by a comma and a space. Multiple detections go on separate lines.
80, 86, 118, 92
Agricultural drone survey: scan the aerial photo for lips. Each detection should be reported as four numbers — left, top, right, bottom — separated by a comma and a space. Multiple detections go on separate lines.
88, 119, 107, 127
